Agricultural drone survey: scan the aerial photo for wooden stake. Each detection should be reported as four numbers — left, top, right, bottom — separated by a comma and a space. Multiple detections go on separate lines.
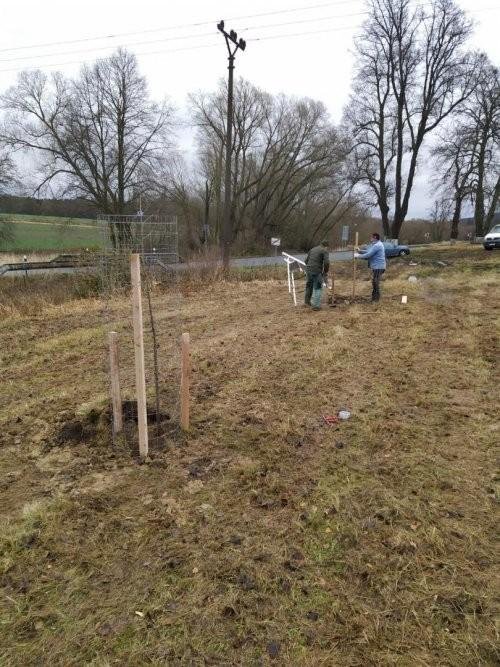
108, 331, 123, 434
180, 332, 191, 431
130, 253, 148, 458
352, 231, 359, 300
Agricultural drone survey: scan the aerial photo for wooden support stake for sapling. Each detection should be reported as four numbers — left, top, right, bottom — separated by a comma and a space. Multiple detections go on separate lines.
130, 253, 149, 458
108, 331, 123, 435
180, 332, 191, 431
352, 231, 359, 300
328, 266, 335, 306
146, 280, 161, 438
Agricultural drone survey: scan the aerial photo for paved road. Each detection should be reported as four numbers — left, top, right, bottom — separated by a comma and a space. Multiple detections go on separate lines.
232, 250, 352, 267
1, 266, 94, 278
1, 251, 353, 277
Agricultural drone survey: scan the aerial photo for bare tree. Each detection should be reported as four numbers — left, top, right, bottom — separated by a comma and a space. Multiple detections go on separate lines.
0, 151, 20, 247
431, 59, 499, 237
428, 196, 452, 241
347, 0, 477, 239
345, 18, 396, 236
467, 63, 500, 235
484, 175, 500, 231
191, 79, 358, 250
1, 49, 174, 217
431, 122, 475, 239
0, 151, 18, 195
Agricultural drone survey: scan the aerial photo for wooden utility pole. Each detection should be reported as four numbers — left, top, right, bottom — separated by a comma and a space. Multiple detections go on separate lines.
352, 231, 359, 300
180, 332, 191, 431
217, 20, 247, 271
108, 331, 123, 435
130, 253, 148, 458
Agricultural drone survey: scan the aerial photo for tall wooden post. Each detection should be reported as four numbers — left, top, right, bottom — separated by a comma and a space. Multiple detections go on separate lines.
352, 231, 359, 300
180, 333, 191, 431
130, 254, 148, 458
108, 331, 123, 435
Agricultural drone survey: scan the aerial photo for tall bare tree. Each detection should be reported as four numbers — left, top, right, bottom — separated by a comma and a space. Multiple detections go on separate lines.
0, 151, 17, 195
346, 0, 477, 239
467, 63, 500, 235
433, 60, 500, 237
0, 150, 16, 247
1, 49, 174, 216
191, 79, 358, 250
345, 16, 396, 236
431, 122, 475, 239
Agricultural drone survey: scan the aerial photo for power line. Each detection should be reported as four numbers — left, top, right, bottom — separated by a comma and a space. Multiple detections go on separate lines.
0, 32, 216, 64
0, 0, 365, 54
1, 0, 497, 58
0, 43, 220, 74
241, 10, 369, 32
0, 5, 497, 74
0, 10, 370, 65
249, 24, 360, 42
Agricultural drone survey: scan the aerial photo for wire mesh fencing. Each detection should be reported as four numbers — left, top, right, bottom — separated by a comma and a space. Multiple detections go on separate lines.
97, 215, 183, 455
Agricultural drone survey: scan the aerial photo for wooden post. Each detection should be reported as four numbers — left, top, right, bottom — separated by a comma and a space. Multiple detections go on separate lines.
352, 231, 359, 300
130, 253, 148, 458
108, 331, 123, 434
180, 332, 190, 431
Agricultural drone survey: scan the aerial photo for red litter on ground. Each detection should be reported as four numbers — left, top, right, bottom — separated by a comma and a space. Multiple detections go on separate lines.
323, 415, 339, 425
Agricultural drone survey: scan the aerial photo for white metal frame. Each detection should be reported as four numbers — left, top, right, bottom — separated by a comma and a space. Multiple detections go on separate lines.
282, 252, 306, 306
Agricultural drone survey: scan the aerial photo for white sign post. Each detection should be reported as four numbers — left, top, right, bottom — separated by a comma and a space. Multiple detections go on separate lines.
341, 225, 349, 247
271, 237, 281, 256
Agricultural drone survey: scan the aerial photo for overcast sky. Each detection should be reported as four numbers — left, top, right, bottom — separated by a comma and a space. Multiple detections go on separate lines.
2, 0, 499, 217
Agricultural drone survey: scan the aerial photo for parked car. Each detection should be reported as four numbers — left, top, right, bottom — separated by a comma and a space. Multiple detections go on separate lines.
483, 224, 500, 250
383, 241, 411, 257
359, 241, 411, 257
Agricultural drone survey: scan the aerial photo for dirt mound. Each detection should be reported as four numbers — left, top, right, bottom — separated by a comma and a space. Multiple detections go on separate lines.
53, 401, 176, 455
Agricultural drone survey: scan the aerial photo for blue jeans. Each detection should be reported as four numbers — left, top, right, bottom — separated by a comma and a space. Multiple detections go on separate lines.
305, 272, 323, 307
372, 269, 385, 301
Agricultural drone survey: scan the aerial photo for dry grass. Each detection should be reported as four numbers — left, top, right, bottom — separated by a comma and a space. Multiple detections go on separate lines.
0, 249, 498, 666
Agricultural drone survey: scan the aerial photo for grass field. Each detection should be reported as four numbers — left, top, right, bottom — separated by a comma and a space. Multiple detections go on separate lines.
0, 249, 498, 665
0, 214, 99, 253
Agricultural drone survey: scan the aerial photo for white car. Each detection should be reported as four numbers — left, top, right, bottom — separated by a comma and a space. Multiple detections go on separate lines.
484, 224, 500, 250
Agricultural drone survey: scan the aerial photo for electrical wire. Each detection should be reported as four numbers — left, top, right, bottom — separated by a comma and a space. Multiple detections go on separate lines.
0, 0, 366, 54
0, 32, 217, 64
0, 43, 221, 74
0, 10, 371, 65
0, 5, 497, 74
249, 24, 361, 42
3, 0, 496, 58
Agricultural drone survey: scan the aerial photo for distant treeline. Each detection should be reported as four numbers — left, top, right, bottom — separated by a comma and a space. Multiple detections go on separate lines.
0, 193, 479, 251
0, 195, 97, 219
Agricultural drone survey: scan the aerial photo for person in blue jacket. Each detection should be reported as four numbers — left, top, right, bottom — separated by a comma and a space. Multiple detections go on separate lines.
354, 232, 387, 302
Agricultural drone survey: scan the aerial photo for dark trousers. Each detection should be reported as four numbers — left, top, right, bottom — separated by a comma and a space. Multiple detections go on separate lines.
305, 272, 323, 305
371, 269, 385, 301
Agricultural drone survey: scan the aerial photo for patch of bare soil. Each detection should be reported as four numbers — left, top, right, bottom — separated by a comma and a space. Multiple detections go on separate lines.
0, 249, 498, 666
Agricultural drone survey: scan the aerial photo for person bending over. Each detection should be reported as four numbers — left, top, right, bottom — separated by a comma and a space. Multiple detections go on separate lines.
304, 240, 330, 310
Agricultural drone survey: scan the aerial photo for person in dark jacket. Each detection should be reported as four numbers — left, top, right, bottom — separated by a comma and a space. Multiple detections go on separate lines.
304, 240, 330, 310
354, 232, 387, 302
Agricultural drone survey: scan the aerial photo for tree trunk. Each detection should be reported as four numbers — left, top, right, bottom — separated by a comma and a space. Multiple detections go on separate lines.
380, 200, 390, 237
473, 138, 487, 237
484, 175, 500, 230
450, 196, 462, 240
203, 180, 210, 244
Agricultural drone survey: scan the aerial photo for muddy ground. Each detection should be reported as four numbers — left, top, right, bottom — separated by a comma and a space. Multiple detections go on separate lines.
0, 248, 498, 666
